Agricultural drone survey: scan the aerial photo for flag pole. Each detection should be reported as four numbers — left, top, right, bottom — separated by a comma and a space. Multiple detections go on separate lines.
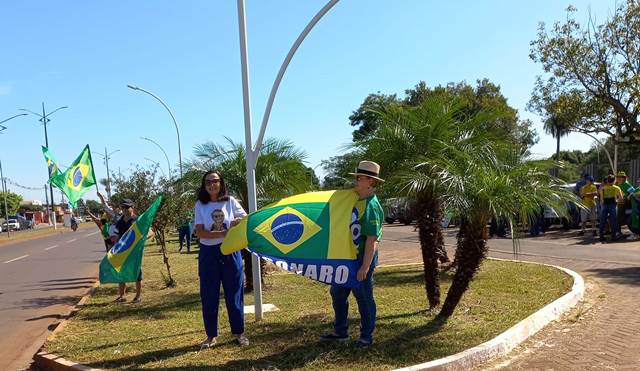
86, 144, 100, 194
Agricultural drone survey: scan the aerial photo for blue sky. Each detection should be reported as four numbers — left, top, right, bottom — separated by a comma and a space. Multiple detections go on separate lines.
1, 1, 615, 202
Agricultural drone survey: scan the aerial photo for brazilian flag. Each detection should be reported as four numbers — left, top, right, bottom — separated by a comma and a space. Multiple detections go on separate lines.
49, 145, 96, 208
41, 146, 61, 179
222, 190, 365, 288
99, 196, 162, 283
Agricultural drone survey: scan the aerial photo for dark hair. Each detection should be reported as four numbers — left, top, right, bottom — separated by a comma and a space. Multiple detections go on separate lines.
197, 170, 230, 204
607, 175, 615, 184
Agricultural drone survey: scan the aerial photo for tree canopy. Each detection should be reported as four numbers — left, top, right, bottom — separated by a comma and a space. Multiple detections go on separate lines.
0, 191, 23, 217
529, 1, 640, 142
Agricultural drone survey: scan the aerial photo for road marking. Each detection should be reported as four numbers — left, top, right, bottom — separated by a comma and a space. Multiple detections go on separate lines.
66, 238, 77, 243
44, 245, 59, 251
3, 255, 29, 264
85, 231, 100, 237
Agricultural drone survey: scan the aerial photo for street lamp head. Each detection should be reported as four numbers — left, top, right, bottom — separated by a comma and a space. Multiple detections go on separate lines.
127, 84, 139, 90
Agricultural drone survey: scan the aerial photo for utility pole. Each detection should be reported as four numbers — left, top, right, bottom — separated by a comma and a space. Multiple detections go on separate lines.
44, 184, 49, 225
0, 160, 9, 237
95, 147, 120, 199
20, 103, 68, 229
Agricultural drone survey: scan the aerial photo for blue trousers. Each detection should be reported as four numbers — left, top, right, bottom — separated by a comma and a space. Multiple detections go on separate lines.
330, 267, 376, 343
198, 242, 244, 337
178, 226, 191, 251
600, 203, 618, 238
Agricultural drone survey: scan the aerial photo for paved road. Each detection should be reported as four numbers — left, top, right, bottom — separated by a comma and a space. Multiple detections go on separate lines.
0, 229, 104, 371
378, 224, 640, 370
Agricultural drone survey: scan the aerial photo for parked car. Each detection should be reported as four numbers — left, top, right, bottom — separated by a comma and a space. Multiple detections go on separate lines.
2, 219, 21, 231
9, 215, 33, 230
383, 197, 417, 225
543, 183, 598, 230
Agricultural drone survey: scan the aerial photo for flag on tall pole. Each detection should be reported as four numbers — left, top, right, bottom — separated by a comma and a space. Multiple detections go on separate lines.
49, 145, 97, 208
41, 146, 62, 179
99, 196, 163, 283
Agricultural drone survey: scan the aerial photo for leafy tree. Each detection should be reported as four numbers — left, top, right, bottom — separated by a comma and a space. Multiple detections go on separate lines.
0, 191, 23, 217
349, 93, 400, 141
85, 200, 103, 215
529, 2, 640, 142
348, 80, 538, 149
320, 152, 360, 190
186, 137, 313, 292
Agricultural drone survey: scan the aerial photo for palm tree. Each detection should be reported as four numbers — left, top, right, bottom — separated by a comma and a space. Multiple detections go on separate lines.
438, 148, 578, 317
354, 97, 474, 309
186, 137, 313, 291
543, 100, 572, 176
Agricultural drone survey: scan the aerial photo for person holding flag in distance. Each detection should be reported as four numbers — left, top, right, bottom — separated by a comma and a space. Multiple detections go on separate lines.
194, 170, 249, 349
321, 160, 384, 348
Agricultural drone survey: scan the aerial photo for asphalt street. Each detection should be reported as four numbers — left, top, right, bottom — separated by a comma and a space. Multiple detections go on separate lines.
0, 228, 104, 371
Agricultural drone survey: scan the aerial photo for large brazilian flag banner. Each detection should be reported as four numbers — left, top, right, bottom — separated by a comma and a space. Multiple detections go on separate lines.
100, 196, 163, 283
222, 190, 365, 288
41, 146, 61, 179
49, 145, 96, 208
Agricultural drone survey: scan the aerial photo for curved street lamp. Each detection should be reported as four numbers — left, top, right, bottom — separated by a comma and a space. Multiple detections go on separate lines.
0, 113, 28, 127
20, 103, 68, 229
141, 136, 172, 177
236, 0, 340, 320
144, 157, 166, 177
127, 85, 183, 180
94, 148, 120, 199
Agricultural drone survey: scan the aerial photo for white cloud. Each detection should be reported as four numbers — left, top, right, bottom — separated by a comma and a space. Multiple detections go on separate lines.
0, 83, 12, 96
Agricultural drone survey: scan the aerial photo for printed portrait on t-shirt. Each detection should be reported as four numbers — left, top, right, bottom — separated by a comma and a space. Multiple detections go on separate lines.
211, 209, 227, 231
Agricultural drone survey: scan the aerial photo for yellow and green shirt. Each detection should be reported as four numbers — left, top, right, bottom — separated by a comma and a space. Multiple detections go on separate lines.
580, 184, 598, 208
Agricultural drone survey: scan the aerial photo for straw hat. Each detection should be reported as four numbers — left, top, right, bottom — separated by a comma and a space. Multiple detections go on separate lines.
349, 161, 384, 182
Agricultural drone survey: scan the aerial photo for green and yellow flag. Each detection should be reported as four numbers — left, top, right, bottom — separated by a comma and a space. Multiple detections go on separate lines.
221, 190, 365, 287
49, 145, 96, 208
41, 146, 61, 179
99, 196, 163, 283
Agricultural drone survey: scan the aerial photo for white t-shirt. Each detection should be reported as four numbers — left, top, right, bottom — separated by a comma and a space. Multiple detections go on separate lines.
194, 196, 247, 246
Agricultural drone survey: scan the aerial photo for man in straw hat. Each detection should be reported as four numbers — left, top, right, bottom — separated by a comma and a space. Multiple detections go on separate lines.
321, 161, 385, 348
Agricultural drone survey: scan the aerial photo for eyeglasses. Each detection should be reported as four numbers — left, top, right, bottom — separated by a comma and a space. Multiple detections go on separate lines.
205, 179, 220, 185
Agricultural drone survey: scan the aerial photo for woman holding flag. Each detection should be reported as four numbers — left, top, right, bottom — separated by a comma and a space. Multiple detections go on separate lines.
194, 170, 249, 349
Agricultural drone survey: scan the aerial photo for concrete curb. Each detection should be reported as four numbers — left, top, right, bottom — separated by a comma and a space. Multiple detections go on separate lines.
394, 258, 585, 371
33, 281, 103, 371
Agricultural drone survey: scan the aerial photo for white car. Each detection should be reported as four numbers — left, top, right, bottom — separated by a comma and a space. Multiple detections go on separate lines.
2, 219, 20, 231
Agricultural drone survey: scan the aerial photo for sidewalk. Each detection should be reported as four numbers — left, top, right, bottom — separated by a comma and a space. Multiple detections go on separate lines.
378, 225, 640, 370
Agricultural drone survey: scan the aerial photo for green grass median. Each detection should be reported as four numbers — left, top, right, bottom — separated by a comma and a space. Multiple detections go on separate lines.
44, 241, 572, 370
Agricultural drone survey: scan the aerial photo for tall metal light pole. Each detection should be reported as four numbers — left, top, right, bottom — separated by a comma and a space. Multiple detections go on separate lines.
236, 0, 340, 320
141, 137, 172, 177
20, 103, 68, 229
127, 85, 183, 180
0, 160, 10, 238
0, 113, 28, 237
95, 148, 120, 199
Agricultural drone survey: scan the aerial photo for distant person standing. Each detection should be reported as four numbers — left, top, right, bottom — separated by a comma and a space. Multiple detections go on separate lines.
615, 171, 635, 236
599, 176, 624, 243
178, 215, 193, 253
579, 176, 598, 237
